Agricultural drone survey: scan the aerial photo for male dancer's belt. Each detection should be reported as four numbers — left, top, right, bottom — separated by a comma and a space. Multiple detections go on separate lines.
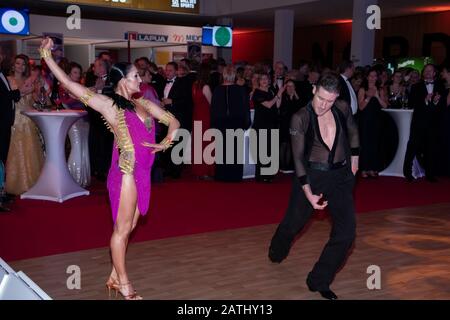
307, 160, 347, 171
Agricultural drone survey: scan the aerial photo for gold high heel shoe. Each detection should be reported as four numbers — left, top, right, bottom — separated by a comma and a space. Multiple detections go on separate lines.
106, 277, 120, 298
117, 282, 142, 300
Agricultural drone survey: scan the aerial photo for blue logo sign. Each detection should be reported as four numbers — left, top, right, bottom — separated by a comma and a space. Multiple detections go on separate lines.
0, 8, 29, 36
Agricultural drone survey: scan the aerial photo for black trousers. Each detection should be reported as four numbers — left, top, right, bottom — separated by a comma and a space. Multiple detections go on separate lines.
269, 166, 356, 291
0, 126, 11, 165
403, 125, 438, 179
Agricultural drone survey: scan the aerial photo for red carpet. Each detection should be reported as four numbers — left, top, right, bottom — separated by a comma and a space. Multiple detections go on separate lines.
1, 174, 450, 261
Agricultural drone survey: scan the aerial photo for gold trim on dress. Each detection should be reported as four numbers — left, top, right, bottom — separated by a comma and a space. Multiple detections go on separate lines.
158, 111, 175, 127
115, 108, 135, 174
79, 90, 95, 107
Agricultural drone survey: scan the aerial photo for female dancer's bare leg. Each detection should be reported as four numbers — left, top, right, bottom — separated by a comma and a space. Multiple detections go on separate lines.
108, 205, 141, 284
109, 174, 142, 299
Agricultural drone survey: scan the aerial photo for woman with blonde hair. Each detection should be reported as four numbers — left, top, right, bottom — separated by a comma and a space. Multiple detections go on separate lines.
5, 54, 44, 195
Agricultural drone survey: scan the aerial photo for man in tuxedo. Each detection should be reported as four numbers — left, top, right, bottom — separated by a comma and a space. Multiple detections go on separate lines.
338, 60, 358, 115
161, 62, 193, 178
162, 62, 193, 131
0, 54, 33, 211
149, 61, 165, 100
404, 64, 445, 182
272, 61, 286, 93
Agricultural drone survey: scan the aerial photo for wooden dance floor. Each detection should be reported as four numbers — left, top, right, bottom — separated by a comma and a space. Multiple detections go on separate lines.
9, 203, 450, 300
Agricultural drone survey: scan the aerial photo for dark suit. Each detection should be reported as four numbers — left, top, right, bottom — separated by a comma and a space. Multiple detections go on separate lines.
338, 75, 351, 107
404, 80, 446, 179
0, 71, 21, 164
209, 71, 221, 93
162, 77, 193, 178
166, 77, 193, 132
272, 76, 285, 95
150, 71, 165, 100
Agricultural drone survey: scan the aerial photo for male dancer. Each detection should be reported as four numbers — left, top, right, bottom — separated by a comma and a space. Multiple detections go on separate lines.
268, 72, 359, 300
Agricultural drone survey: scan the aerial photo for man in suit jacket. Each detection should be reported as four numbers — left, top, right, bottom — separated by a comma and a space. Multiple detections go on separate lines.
162, 62, 193, 132
404, 64, 446, 181
149, 62, 165, 100
272, 61, 286, 94
338, 60, 358, 115
161, 62, 193, 178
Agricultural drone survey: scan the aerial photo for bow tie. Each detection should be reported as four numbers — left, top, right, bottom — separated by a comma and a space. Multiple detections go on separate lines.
276, 77, 284, 80
166, 79, 174, 84
425, 81, 434, 85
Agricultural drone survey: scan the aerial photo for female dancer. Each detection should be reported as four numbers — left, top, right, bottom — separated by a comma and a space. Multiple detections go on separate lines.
39, 38, 179, 299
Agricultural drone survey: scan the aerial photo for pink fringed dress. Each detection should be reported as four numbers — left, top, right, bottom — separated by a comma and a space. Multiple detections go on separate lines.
106, 109, 155, 224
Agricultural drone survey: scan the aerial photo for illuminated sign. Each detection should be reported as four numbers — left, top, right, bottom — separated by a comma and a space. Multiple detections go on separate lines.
170, 0, 197, 9
125, 31, 168, 42
53, 0, 199, 14
202, 26, 232, 48
0, 8, 30, 35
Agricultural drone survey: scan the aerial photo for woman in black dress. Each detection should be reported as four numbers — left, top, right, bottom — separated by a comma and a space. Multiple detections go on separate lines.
210, 65, 251, 182
279, 80, 301, 172
357, 68, 388, 178
252, 73, 284, 182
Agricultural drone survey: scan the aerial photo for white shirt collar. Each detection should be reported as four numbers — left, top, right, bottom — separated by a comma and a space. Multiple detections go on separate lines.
0, 72, 11, 90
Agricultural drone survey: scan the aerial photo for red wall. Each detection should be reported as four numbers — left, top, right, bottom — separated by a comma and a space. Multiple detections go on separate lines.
232, 10, 450, 67
293, 22, 352, 68
232, 30, 274, 64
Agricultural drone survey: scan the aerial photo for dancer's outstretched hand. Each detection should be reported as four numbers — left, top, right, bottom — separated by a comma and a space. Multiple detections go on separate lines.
142, 142, 166, 154
41, 37, 53, 51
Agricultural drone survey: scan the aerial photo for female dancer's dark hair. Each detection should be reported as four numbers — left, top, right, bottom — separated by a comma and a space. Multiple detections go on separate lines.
103, 62, 136, 111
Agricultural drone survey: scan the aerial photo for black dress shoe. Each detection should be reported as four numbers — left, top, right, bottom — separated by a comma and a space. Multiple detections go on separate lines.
307, 281, 338, 300
317, 290, 338, 300
268, 247, 288, 263
404, 174, 414, 182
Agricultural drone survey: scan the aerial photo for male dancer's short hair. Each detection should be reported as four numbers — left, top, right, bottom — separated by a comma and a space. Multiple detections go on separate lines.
316, 72, 341, 94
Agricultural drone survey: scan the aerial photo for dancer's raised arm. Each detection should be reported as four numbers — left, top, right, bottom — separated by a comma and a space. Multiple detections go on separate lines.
39, 37, 116, 126
134, 97, 180, 153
